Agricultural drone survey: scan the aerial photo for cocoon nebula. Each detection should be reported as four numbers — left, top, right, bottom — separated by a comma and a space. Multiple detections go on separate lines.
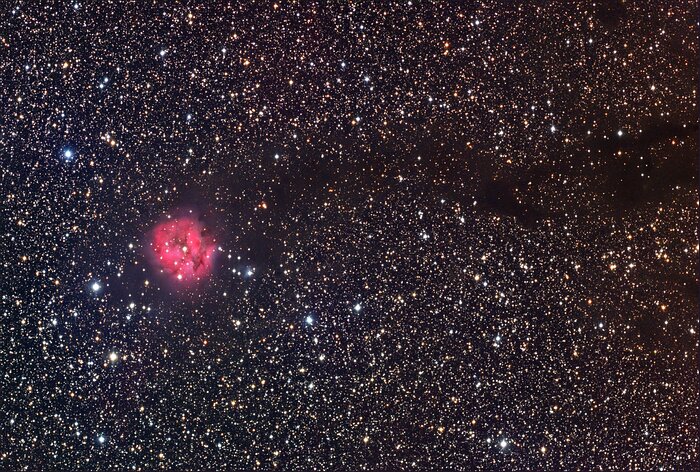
149, 216, 217, 283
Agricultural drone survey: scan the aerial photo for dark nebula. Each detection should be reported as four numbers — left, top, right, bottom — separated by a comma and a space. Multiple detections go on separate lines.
1, 2, 697, 471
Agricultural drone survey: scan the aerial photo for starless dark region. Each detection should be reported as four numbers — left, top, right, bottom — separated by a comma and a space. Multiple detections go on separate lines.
1, 1, 698, 471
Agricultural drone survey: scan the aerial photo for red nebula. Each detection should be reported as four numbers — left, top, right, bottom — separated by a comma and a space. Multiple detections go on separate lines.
149, 216, 217, 284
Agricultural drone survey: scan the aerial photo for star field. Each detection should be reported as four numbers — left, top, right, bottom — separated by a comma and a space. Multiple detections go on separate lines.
1, 1, 698, 471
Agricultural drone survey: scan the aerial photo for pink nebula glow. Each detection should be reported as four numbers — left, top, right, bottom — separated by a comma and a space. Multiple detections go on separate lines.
150, 216, 217, 283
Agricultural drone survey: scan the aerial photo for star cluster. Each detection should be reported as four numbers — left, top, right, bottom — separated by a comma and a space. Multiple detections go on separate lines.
1, 1, 698, 471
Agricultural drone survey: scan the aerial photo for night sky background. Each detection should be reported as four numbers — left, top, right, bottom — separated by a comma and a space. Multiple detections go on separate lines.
1, 1, 699, 471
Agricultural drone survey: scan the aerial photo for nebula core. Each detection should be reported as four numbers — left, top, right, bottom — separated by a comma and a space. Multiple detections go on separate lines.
149, 216, 217, 284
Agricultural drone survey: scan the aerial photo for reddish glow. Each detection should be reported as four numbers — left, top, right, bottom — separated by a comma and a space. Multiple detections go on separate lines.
150, 216, 217, 283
